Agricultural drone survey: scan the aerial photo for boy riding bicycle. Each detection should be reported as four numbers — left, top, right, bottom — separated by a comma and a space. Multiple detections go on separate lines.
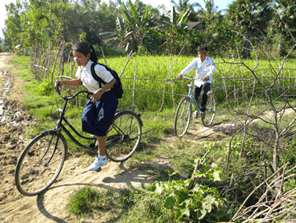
176, 45, 216, 118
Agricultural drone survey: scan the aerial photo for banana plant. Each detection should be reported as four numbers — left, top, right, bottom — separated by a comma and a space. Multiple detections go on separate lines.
155, 6, 191, 42
99, 17, 131, 51
121, 0, 151, 51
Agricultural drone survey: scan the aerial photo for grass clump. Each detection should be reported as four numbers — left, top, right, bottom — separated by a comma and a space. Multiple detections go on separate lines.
68, 187, 131, 218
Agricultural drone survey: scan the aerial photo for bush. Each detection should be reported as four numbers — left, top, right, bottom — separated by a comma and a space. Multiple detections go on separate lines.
36, 79, 52, 96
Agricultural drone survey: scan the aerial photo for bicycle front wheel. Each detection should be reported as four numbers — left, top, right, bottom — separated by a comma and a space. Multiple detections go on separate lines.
106, 111, 142, 162
174, 97, 192, 137
201, 92, 217, 127
15, 131, 67, 196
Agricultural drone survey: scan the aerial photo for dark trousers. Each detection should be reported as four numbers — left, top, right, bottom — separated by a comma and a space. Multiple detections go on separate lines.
193, 83, 211, 112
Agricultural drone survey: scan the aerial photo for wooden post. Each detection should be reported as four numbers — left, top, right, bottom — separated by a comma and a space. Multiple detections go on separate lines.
261, 64, 264, 97
288, 65, 291, 91
133, 64, 138, 108
283, 66, 286, 92
50, 42, 63, 85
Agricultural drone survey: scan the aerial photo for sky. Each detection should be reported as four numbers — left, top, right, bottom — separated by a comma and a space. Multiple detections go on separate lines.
0, 0, 234, 39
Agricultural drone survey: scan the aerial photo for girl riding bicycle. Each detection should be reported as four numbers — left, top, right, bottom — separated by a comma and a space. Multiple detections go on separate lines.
56, 42, 118, 171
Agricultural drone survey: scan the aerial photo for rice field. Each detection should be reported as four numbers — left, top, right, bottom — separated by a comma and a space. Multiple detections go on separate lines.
92, 55, 296, 111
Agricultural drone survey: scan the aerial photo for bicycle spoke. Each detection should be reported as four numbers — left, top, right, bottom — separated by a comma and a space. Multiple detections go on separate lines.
15, 132, 67, 196
106, 111, 142, 162
174, 97, 191, 137
201, 93, 216, 127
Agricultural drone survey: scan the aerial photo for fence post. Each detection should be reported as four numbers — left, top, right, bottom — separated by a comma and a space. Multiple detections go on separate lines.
50, 42, 63, 85
232, 53, 237, 100
222, 77, 228, 101
261, 64, 264, 97
133, 64, 138, 107
289, 65, 291, 91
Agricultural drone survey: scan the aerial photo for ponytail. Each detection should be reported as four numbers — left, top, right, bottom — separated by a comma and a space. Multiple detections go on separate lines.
72, 42, 98, 63
89, 45, 98, 63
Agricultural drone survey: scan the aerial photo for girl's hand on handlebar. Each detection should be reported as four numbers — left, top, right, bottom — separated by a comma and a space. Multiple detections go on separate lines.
91, 89, 104, 102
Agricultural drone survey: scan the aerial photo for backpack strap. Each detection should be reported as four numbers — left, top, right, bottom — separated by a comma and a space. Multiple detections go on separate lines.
90, 63, 106, 88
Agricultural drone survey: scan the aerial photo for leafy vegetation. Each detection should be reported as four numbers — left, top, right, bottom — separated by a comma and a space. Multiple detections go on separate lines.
2, 0, 296, 57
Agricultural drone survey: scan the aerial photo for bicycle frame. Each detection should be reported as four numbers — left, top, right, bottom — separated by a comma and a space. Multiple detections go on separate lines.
184, 77, 202, 113
54, 84, 97, 152
184, 76, 214, 114
187, 80, 200, 111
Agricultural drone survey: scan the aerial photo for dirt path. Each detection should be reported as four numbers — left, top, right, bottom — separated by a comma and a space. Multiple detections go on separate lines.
0, 52, 162, 223
0, 52, 233, 223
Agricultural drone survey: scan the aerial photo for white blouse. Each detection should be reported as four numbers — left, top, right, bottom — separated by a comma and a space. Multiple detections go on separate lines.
180, 57, 215, 87
75, 60, 114, 92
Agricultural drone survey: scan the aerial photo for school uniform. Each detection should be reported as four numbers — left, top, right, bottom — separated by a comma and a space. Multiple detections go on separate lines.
76, 60, 118, 137
180, 57, 215, 112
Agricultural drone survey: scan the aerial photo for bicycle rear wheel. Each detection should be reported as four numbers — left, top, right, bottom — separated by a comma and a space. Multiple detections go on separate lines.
15, 131, 67, 196
174, 97, 192, 137
201, 92, 217, 127
106, 111, 142, 162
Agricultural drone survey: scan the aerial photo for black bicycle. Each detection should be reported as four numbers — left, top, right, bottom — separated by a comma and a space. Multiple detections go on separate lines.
15, 83, 143, 196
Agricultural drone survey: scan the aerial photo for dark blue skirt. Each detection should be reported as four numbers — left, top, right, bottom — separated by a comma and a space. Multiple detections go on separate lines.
81, 90, 118, 137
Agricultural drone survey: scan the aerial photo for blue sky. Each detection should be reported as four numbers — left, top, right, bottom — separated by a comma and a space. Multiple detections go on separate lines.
140, 0, 234, 12
0, 0, 234, 39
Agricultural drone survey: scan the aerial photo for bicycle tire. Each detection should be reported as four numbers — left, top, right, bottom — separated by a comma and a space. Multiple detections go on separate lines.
106, 111, 142, 162
201, 93, 217, 127
15, 131, 67, 196
174, 96, 192, 137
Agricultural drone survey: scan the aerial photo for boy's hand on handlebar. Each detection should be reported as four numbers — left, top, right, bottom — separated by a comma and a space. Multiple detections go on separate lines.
56, 80, 64, 86
176, 74, 182, 80
202, 76, 209, 81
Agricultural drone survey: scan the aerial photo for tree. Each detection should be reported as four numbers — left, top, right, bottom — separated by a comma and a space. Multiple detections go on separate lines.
268, 0, 296, 56
3, 1, 24, 48
156, 6, 191, 54
226, 0, 273, 58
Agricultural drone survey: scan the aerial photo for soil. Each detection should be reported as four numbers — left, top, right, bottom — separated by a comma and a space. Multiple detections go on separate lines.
0, 52, 229, 223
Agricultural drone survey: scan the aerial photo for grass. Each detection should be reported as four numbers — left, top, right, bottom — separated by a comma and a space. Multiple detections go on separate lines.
11, 54, 296, 222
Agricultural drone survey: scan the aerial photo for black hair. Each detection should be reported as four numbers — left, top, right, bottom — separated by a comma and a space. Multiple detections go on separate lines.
197, 45, 208, 53
72, 42, 98, 63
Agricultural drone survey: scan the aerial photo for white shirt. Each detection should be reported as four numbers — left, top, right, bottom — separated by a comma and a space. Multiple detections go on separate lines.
75, 60, 114, 92
180, 57, 215, 87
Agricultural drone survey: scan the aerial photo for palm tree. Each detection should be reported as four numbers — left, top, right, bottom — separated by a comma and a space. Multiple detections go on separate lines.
170, 0, 201, 21
196, 0, 223, 25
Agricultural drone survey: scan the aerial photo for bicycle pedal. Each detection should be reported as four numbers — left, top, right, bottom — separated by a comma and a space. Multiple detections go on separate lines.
95, 167, 102, 172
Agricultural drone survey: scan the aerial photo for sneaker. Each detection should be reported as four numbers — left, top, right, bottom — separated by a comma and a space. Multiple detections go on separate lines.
192, 110, 198, 119
200, 111, 205, 119
88, 155, 107, 171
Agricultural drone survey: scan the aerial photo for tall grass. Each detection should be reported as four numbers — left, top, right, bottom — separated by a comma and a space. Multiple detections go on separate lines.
101, 55, 296, 110
14, 53, 296, 111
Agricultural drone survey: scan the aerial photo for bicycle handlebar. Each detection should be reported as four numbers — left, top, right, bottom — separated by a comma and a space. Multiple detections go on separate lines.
181, 76, 203, 81
55, 82, 93, 100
